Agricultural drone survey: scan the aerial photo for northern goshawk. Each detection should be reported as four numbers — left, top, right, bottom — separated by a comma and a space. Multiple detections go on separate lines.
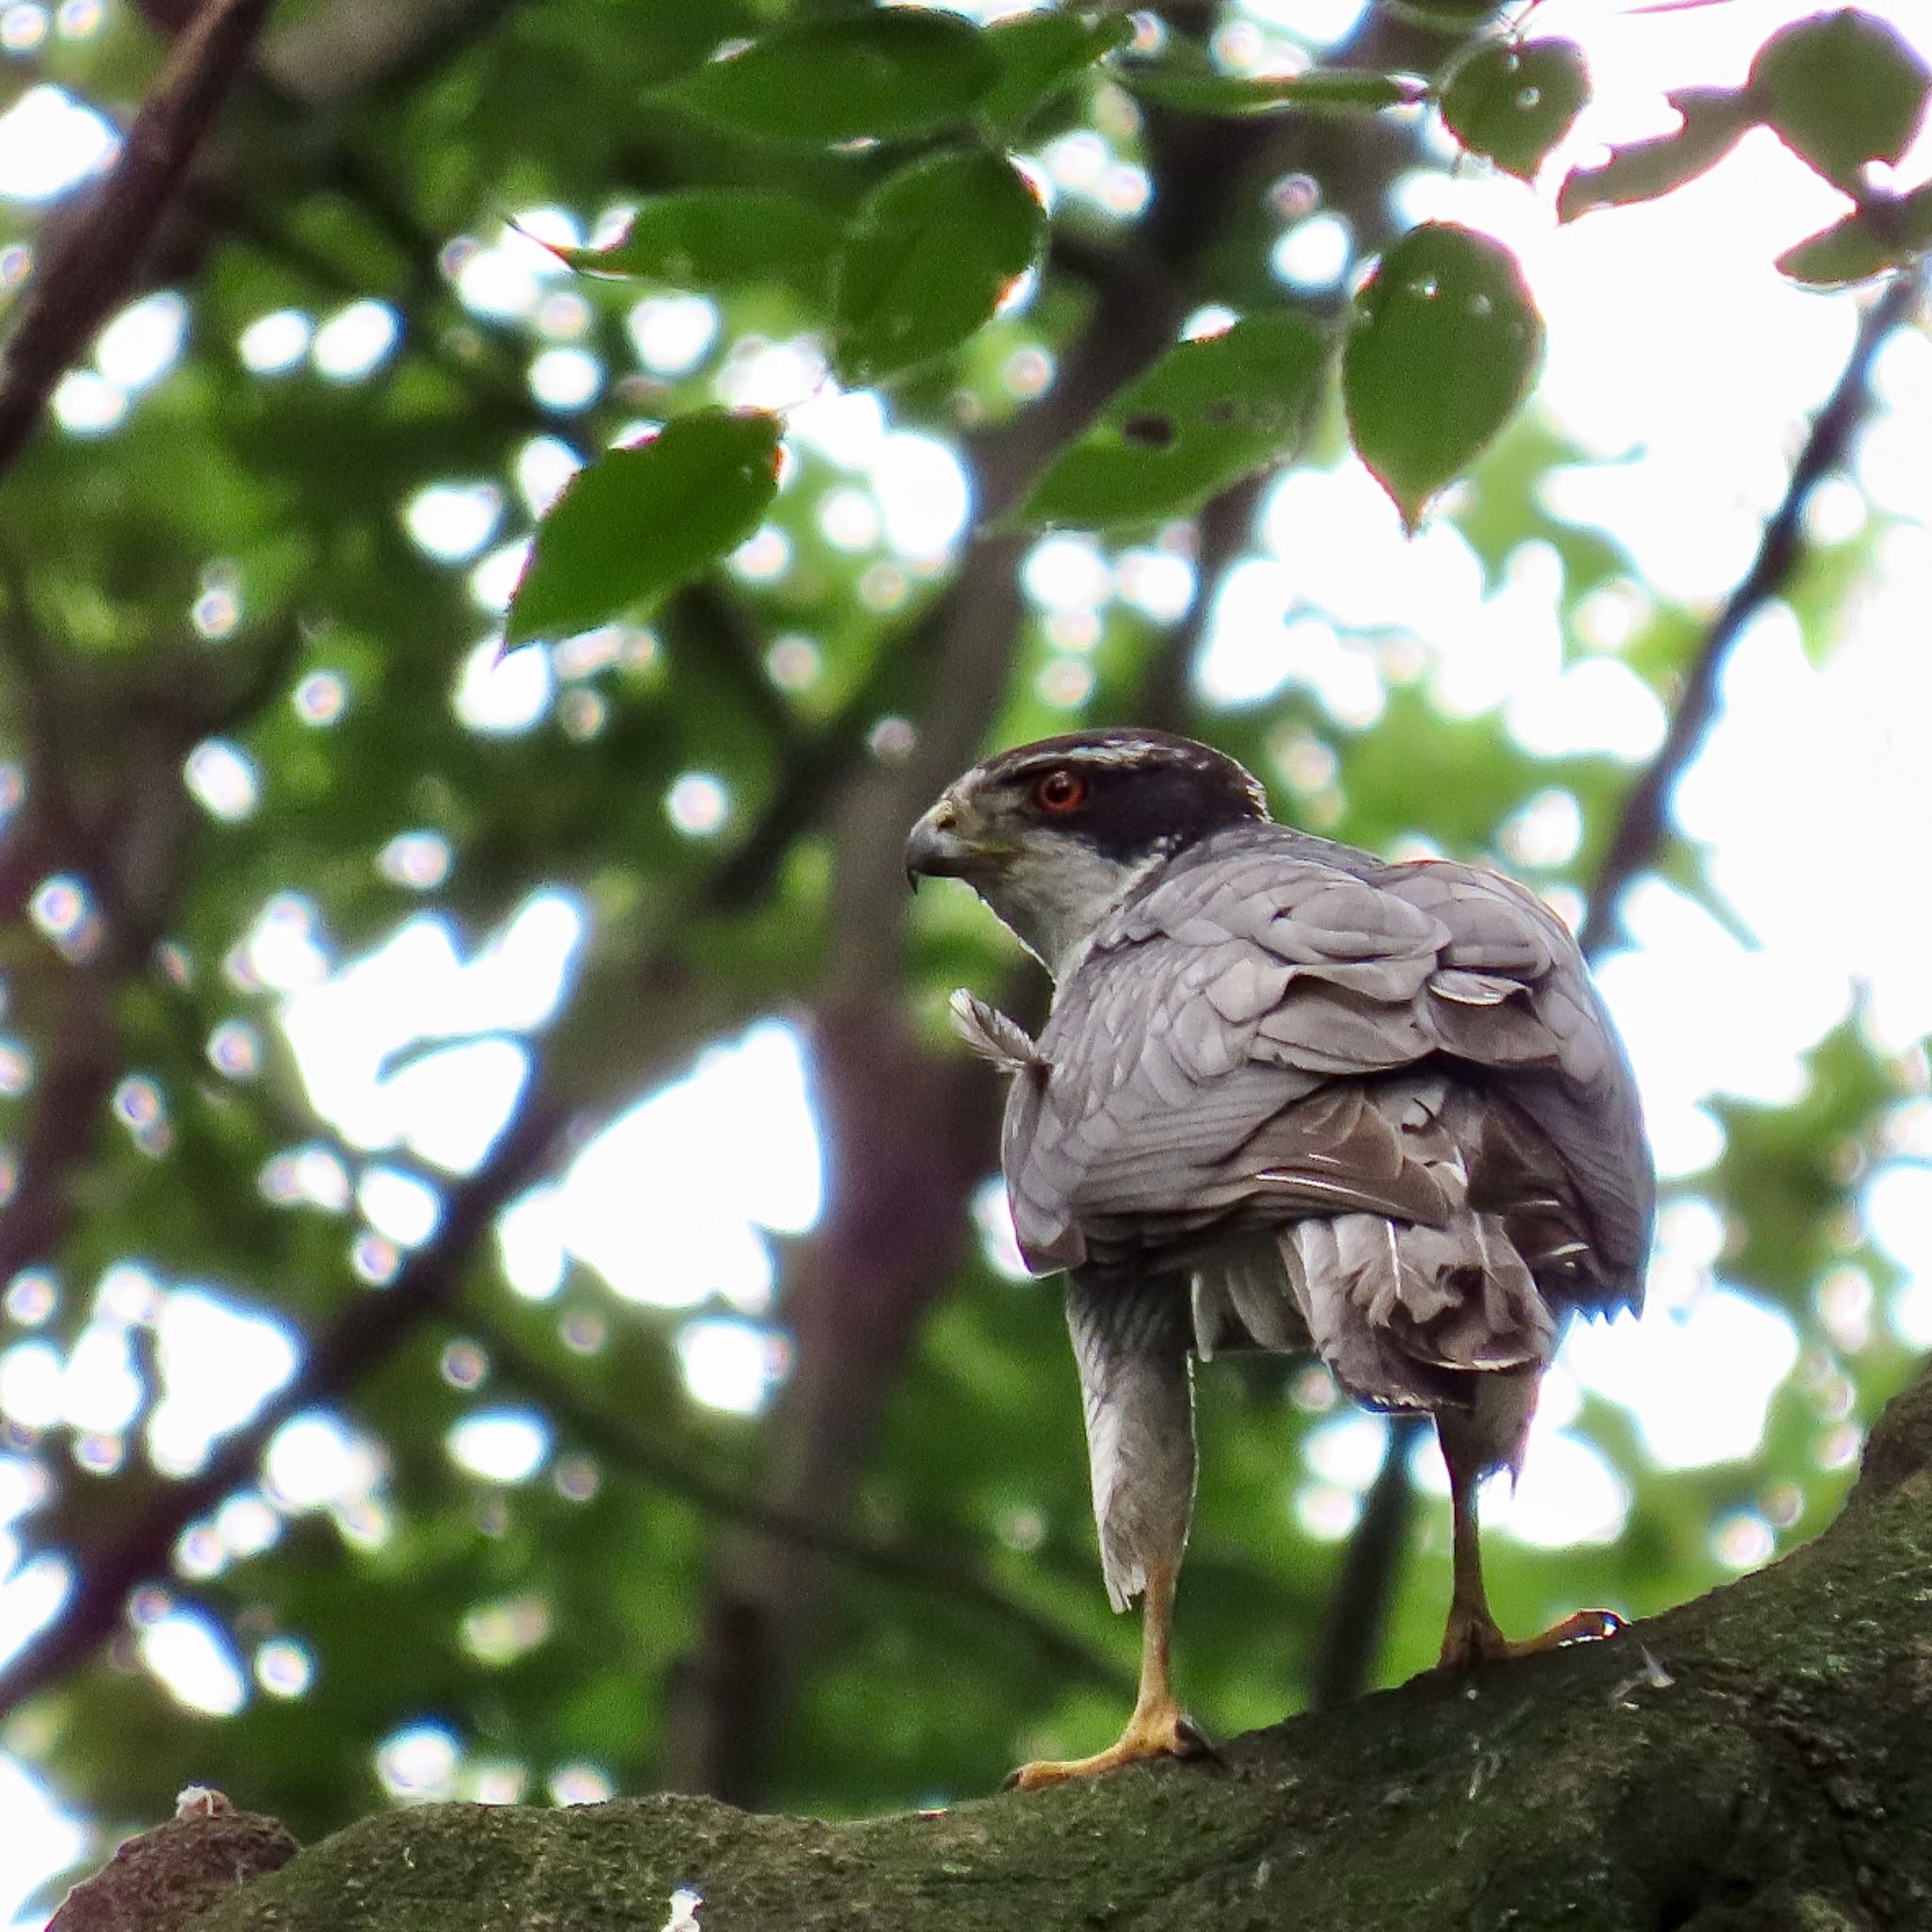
906, 728, 1653, 1788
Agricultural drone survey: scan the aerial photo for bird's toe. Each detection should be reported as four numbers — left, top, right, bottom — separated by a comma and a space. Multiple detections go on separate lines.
1003, 1700, 1210, 1791
1437, 1604, 1624, 1673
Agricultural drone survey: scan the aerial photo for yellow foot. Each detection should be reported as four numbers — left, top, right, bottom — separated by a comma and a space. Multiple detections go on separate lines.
1438, 1606, 1623, 1673
1004, 1703, 1212, 1790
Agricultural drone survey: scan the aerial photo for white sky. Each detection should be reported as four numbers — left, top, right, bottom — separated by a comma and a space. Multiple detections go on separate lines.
4, 0, 1932, 1920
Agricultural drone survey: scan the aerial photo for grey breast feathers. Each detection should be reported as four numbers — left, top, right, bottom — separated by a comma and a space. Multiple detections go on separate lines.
994, 826, 1653, 1387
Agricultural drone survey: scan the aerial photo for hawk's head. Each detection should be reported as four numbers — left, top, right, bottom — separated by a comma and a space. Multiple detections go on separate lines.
906, 729, 1270, 973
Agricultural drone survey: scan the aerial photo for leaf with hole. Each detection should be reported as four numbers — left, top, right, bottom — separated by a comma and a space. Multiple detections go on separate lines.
1442, 40, 1590, 180
1750, 8, 1932, 192
1342, 223, 1542, 532
1557, 88, 1757, 221
978, 10, 1132, 136
554, 192, 841, 301
833, 151, 1045, 385
653, 12, 998, 145
1014, 312, 1332, 531
1123, 63, 1425, 116
507, 411, 782, 644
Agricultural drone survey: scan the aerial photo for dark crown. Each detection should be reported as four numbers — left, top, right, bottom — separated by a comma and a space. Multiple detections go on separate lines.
979, 730, 1270, 860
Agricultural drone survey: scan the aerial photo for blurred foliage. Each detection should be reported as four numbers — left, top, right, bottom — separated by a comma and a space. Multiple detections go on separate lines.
0, 0, 1926, 1911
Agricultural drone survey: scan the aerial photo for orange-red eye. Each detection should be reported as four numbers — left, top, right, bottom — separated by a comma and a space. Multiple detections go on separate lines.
1033, 769, 1086, 814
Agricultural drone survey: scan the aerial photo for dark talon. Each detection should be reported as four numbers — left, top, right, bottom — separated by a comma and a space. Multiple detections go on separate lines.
1557, 1607, 1624, 1646
1175, 1712, 1224, 1768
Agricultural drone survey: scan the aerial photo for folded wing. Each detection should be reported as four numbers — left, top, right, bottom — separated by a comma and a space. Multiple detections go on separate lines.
993, 826, 1652, 1411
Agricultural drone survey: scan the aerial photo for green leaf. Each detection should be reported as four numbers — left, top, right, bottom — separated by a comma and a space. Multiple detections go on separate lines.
1015, 312, 1332, 531
506, 410, 781, 643
1441, 40, 1590, 180
1123, 64, 1426, 117
1710, 1022, 1901, 1304
1342, 222, 1543, 531
1775, 218, 1895, 291
978, 10, 1132, 137
1777, 182, 1932, 287
554, 192, 842, 300
1557, 87, 1757, 222
833, 150, 1046, 385
1750, 7, 1932, 191
653, 12, 998, 145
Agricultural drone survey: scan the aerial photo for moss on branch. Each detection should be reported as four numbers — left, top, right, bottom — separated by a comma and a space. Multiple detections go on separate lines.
59, 1368, 1932, 1932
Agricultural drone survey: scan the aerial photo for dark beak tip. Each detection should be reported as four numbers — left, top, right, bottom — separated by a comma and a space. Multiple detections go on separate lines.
906, 809, 982, 889
903, 818, 945, 888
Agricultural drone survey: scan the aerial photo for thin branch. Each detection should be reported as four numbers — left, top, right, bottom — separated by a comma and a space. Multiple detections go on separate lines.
1576, 268, 1923, 958
477, 1322, 1135, 1701
1131, 471, 1268, 733
0, 968, 124, 1288
0, 557, 80, 836
0, 1088, 568, 1723
1307, 1412, 1424, 1710
0, 0, 281, 483
192, 615, 308, 737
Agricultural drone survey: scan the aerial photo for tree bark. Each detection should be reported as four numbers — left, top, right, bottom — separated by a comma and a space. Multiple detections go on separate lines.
76, 1363, 1932, 1932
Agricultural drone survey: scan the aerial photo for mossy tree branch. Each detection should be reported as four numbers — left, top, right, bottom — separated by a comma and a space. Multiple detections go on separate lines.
58, 1361, 1932, 1932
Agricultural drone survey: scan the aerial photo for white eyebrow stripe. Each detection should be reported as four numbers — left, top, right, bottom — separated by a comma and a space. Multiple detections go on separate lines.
1053, 743, 1181, 767
994, 744, 1228, 783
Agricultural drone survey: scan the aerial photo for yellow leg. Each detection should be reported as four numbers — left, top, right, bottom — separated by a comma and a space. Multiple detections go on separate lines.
1007, 1559, 1208, 1790
1436, 1428, 1622, 1671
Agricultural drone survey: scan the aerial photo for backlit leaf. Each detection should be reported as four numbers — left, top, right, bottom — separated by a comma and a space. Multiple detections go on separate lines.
554, 192, 841, 301
653, 12, 998, 144
1750, 8, 1932, 191
1442, 40, 1590, 180
1342, 223, 1542, 531
1557, 87, 1756, 221
506, 410, 781, 643
1015, 312, 1332, 530
1777, 183, 1932, 288
834, 151, 1046, 385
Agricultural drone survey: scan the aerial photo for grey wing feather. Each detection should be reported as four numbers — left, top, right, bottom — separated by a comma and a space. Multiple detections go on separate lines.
948, 989, 1044, 1074
1000, 828, 1653, 1412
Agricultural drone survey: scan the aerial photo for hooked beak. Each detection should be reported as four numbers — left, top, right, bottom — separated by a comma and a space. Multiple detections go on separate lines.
905, 799, 988, 890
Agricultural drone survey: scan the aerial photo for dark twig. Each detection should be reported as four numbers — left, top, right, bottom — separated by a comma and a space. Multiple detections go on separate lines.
0, 0, 281, 483
0, 1089, 568, 1723
0, 555, 87, 861
1309, 267, 1924, 1711
0, 969, 125, 1289
1131, 471, 1268, 733
0, 606, 303, 1282
1577, 268, 1922, 958
478, 1323, 1135, 1700
1307, 1413, 1424, 1709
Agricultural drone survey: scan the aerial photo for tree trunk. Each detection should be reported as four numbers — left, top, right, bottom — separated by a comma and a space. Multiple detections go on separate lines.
75, 1363, 1932, 1932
